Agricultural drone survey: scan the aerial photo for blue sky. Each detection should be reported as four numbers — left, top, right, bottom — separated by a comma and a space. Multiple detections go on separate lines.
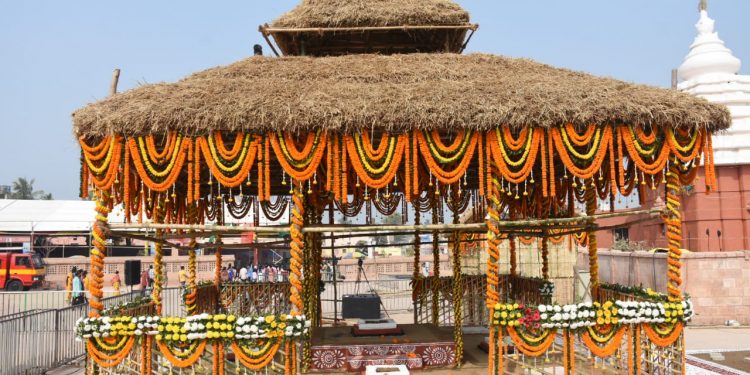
1, 1, 748, 200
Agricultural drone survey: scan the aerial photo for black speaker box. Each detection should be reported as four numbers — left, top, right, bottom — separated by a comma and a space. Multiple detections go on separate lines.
124, 260, 142, 286
342, 294, 380, 319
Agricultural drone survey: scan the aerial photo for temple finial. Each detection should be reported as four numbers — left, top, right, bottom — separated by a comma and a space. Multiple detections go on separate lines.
699, 0, 707, 12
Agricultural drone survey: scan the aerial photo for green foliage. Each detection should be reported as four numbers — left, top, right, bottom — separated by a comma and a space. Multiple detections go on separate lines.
11, 177, 53, 200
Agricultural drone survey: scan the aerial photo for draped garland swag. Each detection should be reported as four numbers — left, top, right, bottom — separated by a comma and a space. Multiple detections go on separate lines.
80, 122, 712, 374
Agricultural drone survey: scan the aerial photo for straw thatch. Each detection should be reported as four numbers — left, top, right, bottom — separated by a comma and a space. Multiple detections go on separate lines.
72, 53, 731, 137
271, 0, 470, 29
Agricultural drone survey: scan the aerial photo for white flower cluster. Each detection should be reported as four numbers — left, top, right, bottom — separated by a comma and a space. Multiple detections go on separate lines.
538, 303, 597, 329
75, 316, 160, 341
614, 300, 693, 324
182, 314, 210, 340
533, 298, 693, 330
234, 314, 311, 340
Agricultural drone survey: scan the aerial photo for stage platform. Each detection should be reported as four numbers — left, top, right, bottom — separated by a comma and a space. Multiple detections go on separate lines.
309, 324, 457, 372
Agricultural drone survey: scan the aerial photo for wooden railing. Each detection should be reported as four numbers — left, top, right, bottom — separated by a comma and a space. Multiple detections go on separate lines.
413, 275, 487, 326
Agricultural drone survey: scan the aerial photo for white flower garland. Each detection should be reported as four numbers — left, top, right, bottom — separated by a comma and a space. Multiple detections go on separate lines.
76, 313, 311, 342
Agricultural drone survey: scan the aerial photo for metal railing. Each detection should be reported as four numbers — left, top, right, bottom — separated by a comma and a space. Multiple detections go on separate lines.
320, 279, 414, 321
0, 291, 143, 375
0, 289, 129, 317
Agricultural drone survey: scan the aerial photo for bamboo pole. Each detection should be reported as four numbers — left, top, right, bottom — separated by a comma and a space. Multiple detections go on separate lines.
258, 24, 281, 57
108, 207, 663, 234
109, 68, 120, 96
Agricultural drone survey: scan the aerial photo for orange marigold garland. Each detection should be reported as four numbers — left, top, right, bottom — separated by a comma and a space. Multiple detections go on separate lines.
643, 322, 683, 347
585, 186, 600, 300
506, 326, 556, 356
88, 191, 111, 316
417, 130, 477, 185
664, 162, 684, 301
581, 325, 627, 357
289, 185, 305, 313
87, 337, 136, 368
346, 133, 406, 188
156, 340, 207, 368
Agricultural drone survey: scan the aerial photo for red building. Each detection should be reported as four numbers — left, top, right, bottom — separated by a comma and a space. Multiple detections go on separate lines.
598, 6, 750, 252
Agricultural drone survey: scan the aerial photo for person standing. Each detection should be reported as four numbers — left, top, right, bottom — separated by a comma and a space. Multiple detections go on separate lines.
140, 269, 150, 296
251, 266, 258, 283
82, 270, 89, 292
148, 265, 155, 287
228, 264, 236, 282
65, 266, 77, 303
111, 270, 121, 296
239, 265, 248, 281
72, 271, 84, 306
178, 266, 187, 289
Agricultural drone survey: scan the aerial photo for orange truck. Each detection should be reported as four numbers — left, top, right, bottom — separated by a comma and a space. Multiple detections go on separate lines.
0, 252, 46, 291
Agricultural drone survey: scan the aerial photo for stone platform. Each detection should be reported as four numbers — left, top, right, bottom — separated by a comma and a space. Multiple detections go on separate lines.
309, 324, 456, 372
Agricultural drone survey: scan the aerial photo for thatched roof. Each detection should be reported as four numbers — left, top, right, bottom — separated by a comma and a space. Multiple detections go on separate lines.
271, 0, 471, 29
72, 53, 731, 137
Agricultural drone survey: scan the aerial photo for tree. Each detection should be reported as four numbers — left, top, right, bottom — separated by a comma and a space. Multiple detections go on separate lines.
11, 178, 53, 200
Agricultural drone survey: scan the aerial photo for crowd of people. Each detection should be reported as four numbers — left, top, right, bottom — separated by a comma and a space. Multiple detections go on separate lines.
66, 266, 90, 306
221, 264, 288, 283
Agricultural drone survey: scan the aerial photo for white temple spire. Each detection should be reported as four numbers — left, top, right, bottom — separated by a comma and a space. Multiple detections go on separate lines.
677, 2, 750, 166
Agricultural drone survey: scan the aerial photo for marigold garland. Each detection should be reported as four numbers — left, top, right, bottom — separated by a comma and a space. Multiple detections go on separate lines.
157, 340, 207, 368
664, 163, 684, 301
289, 187, 305, 313
231, 340, 280, 370
643, 322, 683, 347
581, 325, 627, 357
417, 131, 477, 184
88, 192, 110, 316
87, 337, 136, 368
506, 326, 556, 356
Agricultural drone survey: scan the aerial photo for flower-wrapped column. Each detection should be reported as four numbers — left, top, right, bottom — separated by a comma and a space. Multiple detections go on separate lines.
664, 163, 684, 301
185, 204, 198, 315
411, 207, 422, 323
541, 232, 549, 280
584, 185, 599, 300
88, 191, 111, 317
485, 179, 503, 375
431, 202, 440, 326
288, 183, 305, 374
151, 206, 165, 315
451, 216, 464, 366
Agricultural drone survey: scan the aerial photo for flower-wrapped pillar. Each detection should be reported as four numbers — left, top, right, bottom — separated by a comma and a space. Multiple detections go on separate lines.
88, 191, 111, 317
485, 179, 503, 375
584, 185, 599, 300
664, 162, 684, 302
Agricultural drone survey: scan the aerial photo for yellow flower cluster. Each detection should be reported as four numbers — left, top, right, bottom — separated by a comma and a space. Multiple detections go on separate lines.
108, 316, 138, 337
594, 301, 619, 326
157, 317, 188, 341
492, 303, 522, 327
206, 314, 236, 339
662, 302, 686, 324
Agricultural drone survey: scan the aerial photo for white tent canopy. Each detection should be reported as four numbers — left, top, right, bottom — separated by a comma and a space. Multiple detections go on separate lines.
0, 200, 125, 232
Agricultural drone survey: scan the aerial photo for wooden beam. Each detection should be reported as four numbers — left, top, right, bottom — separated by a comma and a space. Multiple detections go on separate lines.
264, 24, 479, 34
